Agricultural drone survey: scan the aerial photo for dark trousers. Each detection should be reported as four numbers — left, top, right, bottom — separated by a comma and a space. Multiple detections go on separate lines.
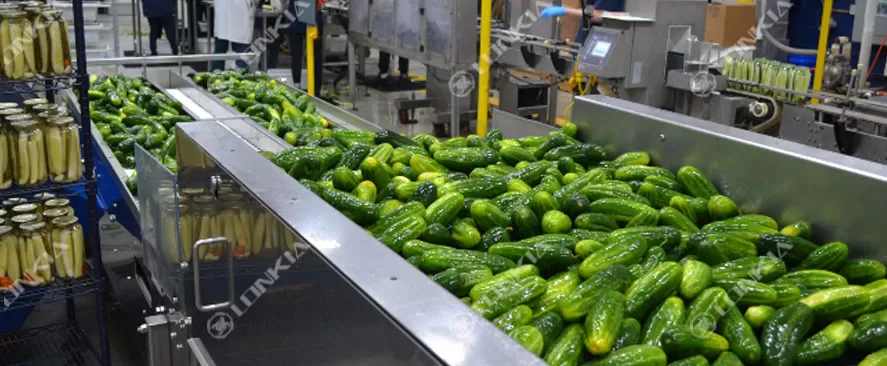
378, 51, 409, 75
211, 38, 250, 70
289, 24, 324, 94
147, 15, 178, 56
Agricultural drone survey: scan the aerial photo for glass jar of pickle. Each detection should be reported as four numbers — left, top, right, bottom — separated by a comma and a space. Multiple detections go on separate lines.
0, 119, 10, 189
51, 215, 83, 279
42, 206, 66, 254
10, 119, 46, 186
44, 197, 71, 216
220, 194, 250, 259
192, 195, 220, 262
0, 225, 19, 286
18, 221, 51, 284
40, 10, 70, 76
160, 197, 187, 264
46, 116, 81, 183
2, 11, 36, 80
12, 202, 39, 221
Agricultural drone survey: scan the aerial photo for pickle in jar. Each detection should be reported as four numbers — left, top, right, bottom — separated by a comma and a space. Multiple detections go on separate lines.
0, 129, 10, 189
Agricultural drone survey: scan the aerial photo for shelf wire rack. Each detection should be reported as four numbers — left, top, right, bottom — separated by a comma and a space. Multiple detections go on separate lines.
1, 265, 102, 313
0, 74, 79, 95
0, 322, 99, 365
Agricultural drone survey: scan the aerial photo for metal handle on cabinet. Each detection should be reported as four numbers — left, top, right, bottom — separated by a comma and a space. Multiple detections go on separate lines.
192, 237, 235, 312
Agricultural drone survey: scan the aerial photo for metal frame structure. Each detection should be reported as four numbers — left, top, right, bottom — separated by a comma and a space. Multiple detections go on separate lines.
0, 0, 111, 364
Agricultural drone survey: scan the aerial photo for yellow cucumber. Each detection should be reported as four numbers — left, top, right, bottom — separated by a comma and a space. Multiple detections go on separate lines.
47, 125, 64, 178
33, 130, 46, 182
22, 19, 34, 77
11, 21, 24, 79
72, 226, 84, 278
49, 21, 64, 74
16, 132, 29, 184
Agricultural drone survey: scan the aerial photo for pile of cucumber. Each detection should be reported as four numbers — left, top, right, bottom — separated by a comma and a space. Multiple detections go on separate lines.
87, 75, 192, 192
190, 71, 333, 147
267, 124, 887, 366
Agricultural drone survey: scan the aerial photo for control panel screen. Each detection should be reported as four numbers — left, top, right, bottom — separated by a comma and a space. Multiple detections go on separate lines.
580, 29, 619, 69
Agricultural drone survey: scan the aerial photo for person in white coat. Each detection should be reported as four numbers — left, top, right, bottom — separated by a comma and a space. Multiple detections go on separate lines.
212, 0, 256, 70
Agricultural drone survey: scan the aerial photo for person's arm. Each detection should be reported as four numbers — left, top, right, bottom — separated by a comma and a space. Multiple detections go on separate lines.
540, 6, 583, 19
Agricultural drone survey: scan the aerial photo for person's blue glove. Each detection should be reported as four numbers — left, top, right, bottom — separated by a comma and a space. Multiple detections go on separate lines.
540, 6, 567, 18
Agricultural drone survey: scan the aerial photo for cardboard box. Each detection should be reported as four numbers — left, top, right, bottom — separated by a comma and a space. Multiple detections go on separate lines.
704, 3, 757, 47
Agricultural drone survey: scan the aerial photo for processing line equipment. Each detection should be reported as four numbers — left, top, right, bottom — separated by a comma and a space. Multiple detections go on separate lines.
124, 94, 887, 364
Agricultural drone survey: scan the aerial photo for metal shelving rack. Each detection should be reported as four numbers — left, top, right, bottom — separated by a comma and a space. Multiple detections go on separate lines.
0, 0, 110, 364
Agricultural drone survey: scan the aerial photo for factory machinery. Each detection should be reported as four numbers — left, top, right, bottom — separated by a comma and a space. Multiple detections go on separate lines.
72, 62, 887, 364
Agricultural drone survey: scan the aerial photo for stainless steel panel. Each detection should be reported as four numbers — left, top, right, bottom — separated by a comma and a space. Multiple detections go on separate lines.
349, 0, 369, 35
372, 0, 396, 43
145, 314, 172, 366
573, 95, 887, 260
397, 0, 422, 51
780, 105, 887, 164
425, 1, 454, 61
491, 108, 557, 138
175, 122, 546, 366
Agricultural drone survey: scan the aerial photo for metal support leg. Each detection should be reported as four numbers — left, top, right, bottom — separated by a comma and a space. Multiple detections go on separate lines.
348, 41, 357, 109
450, 83, 460, 137
135, 0, 143, 56
261, 16, 267, 72
548, 77, 559, 125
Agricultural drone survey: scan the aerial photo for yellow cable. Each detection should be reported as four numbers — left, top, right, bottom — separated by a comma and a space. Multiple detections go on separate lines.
812, 0, 833, 104
307, 26, 318, 96
477, 0, 493, 136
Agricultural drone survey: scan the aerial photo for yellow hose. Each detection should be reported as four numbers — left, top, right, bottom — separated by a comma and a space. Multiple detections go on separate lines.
477, 0, 493, 136
307, 26, 318, 96
812, 0, 834, 104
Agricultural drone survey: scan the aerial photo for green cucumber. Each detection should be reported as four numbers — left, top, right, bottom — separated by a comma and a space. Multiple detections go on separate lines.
480, 227, 512, 251
401, 239, 455, 258
645, 175, 682, 192
768, 282, 803, 307
450, 218, 482, 249
712, 256, 786, 282
796, 319, 854, 365
377, 199, 403, 217
860, 348, 887, 366
862, 279, 887, 315
560, 193, 590, 218
531, 311, 565, 354
321, 188, 377, 225
757, 233, 819, 266
469, 265, 540, 301
574, 213, 619, 232
433, 147, 500, 172
840, 259, 887, 285
613, 151, 650, 166
431, 265, 493, 297
744, 305, 775, 329
422, 223, 452, 245
689, 197, 711, 225
531, 267, 582, 315
686, 287, 732, 332
660, 207, 700, 233
352, 180, 378, 203
613, 318, 642, 351
584, 345, 667, 366
518, 234, 579, 248
469, 200, 510, 232
676, 166, 719, 199
419, 248, 515, 274
848, 320, 887, 352
581, 185, 651, 205
530, 191, 561, 217
499, 145, 537, 165
504, 160, 551, 186
800, 285, 871, 322
626, 209, 660, 227
507, 178, 532, 193
488, 242, 577, 276
579, 240, 646, 279
374, 214, 426, 252
409, 181, 437, 207
643, 296, 686, 347
511, 204, 541, 239
797, 241, 849, 271
713, 278, 778, 306
439, 177, 508, 199
688, 232, 757, 262
557, 156, 586, 175
470, 275, 547, 319
589, 198, 658, 224
761, 302, 814, 366
680, 260, 713, 300
715, 214, 779, 230
533, 132, 568, 159
543, 324, 586, 366
858, 308, 887, 327
493, 191, 524, 212
584, 290, 625, 355
492, 305, 533, 332
780, 220, 812, 239
543, 143, 607, 165
410, 154, 450, 174
717, 306, 761, 364
777, 269, 849, 291
574, 239, 605, 259
667, 355, 710, 366
507, 325, 544, 356
331, 166, 360, 191
570, 229, 609, 243
711, 352, 742, 366
624, 262, 683, 320
559, 265, 632, 322
707, 195, 740, 221
661, 325, 730, 360
669, 196, 698, 225
542, 210, 573, 234
615, 165, 675, 182
638, 182, 692, 209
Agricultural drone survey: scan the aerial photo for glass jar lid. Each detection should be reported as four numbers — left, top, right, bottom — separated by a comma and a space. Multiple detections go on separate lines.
3, 197, 27, 207
0, 102, 19, 110
21, 221, 46, 232
181, 188, 205, 196
10, 119, 37, 129
12, 203, 38, 214
11, 213, 38, 225
33, 192, 56, 201
23, 98, 48, 108
6, 114, 32, 123
0, 108, 24, 116
0, 209, 6, 217
45, 198, 71, 208
0, 225, 12, 236
52, 216, 79, 227
5, 11, 28, 18
43, 208, 68, 219
37, 110, 62, 121
30, 103, 58, 114
48, 116, 75, 125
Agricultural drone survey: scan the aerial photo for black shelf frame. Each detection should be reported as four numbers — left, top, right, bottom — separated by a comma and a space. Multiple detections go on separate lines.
0, 0, 110, 365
